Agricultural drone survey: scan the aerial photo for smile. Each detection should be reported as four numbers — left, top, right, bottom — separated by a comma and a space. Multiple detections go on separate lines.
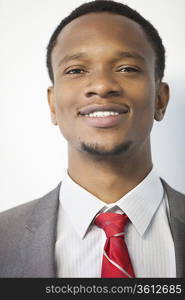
78, 104, 129, 128
84, 111, 120, 117
79, 111, 128, 128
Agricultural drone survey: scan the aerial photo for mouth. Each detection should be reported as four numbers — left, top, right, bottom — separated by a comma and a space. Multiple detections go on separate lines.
78, 104, 129, 128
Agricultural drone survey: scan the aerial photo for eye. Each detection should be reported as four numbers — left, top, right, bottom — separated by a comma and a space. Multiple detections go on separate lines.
65, 68, 85, 75
118, 66, 140, 73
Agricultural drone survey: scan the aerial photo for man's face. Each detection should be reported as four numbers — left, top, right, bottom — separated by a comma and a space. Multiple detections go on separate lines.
48, 13, 169, 157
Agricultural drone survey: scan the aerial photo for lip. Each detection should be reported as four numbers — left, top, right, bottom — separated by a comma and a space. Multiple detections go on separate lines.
78, 104, 129, 115
78, 104, 129, 128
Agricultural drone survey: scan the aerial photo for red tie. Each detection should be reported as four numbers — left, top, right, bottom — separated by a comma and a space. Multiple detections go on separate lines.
95, 212, 135, 278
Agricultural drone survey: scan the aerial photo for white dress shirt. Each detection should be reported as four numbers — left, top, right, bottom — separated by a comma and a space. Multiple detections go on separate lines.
55, 168, 176, 277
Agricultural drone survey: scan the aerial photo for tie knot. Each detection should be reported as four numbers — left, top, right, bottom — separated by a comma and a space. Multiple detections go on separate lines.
94, 212, 129, 238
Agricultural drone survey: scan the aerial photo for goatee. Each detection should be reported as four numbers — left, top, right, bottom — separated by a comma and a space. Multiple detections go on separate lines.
80, 140, 132, 158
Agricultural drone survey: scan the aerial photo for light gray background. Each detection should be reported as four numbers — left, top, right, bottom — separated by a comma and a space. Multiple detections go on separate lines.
0, 0, 185, 212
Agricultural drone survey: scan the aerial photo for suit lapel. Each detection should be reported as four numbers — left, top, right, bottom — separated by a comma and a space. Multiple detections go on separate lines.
20, 183, 61, 277
161, 179, 185, 278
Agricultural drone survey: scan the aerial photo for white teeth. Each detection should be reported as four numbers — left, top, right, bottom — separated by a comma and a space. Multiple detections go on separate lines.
85, 111, 119, 117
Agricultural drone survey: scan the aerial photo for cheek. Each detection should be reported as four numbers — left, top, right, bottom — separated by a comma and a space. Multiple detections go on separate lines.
53, 87, 78, 140
54, 87, 73, 119
129, 79, 156, 111
128, 80, 156, 134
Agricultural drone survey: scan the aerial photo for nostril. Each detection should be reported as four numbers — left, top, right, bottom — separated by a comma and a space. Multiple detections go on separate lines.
108, 91, 121, 97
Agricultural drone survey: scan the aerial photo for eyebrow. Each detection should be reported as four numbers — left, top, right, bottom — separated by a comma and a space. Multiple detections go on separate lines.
57, 50, 145, 67
58, 53, 88, 67
113, 51, 145, 62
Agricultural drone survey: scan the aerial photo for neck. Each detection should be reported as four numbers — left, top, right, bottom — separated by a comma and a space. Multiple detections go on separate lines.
68, 141, 152, 203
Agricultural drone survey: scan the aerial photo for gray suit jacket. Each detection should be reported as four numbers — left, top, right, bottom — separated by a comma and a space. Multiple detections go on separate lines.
0, 180, 184, 278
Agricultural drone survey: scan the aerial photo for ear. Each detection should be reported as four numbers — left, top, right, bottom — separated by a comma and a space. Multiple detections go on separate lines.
154, 82, 170, 121
47, 86, 58, 126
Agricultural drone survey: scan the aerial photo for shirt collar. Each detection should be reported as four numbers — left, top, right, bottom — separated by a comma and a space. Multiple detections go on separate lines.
113, 168, 164, 236
59, 167, 164, 239
59, 172, 106, 239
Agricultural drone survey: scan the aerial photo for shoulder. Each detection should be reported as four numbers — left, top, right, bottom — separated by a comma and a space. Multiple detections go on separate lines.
160, 178, 185, 216
0, 183, 61, 276
161, 178, 185, 200
0, 199, 37, 231
0, 182, 61, 238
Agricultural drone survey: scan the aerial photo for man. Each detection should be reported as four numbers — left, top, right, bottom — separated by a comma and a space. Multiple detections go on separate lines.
0, 0, 184, 278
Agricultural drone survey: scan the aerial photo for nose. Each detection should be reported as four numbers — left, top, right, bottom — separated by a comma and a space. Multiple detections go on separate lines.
84, 71, 123, 99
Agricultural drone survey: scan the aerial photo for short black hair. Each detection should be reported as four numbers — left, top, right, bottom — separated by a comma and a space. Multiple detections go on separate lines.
46, 0, 165, 83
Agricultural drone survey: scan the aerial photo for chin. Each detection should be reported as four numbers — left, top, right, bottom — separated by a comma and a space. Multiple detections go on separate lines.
80, 140, 132, 157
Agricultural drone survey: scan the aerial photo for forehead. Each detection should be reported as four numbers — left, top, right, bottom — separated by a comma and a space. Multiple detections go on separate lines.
52, 12, 155, 65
